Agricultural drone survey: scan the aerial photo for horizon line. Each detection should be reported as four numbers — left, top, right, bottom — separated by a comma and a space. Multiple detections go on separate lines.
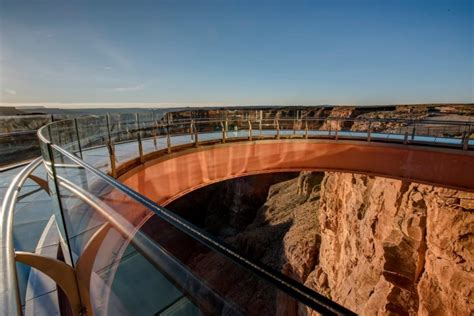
1, 102, 473, 109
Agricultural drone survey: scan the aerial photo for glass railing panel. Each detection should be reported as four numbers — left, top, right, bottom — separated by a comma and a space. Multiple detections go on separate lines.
194, 120, 222, 143
73, 115, 111, 173
225, 118, 249, 140
0, 131, 40, 167
107, 113, 140, 164
46, 144, 338, 315
76, 116, 108, 149
168, 122, 193, 147
257, 118, 278, 138
305, 118, 328, 137
137, 112, 161, 155
51, 119, 81, 154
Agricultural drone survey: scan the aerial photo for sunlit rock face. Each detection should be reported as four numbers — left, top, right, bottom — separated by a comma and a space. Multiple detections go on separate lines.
284, 172, 473, 315
169, 171, 473, 315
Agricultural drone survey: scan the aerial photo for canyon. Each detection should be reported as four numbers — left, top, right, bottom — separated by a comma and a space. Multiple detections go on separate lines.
168, 171, 473, 315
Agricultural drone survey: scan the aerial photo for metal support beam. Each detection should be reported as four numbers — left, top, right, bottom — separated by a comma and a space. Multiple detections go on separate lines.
75, 224, 111, 315
27, 174, 50, 195
15, 252, 84, 316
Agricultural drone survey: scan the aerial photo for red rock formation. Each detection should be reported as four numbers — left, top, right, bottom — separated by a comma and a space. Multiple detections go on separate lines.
293, 172, 473, 315
170, 169, 473, 315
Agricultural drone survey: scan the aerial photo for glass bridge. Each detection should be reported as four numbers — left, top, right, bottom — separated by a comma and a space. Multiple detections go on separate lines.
1, 111, 472, 316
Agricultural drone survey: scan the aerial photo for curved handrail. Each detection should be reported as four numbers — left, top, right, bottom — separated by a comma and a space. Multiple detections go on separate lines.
0, 157, 44, 316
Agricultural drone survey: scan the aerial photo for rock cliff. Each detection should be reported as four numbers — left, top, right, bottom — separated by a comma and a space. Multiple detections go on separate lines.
304, 172, 473, 315
170, 171, 473, 315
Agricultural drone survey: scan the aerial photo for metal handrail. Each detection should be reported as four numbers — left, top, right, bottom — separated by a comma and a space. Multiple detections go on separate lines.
0, 157, 44, 316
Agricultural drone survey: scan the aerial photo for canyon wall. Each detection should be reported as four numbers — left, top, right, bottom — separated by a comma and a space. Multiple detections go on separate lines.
170, 171, 473, 315
283, 172, 473, 315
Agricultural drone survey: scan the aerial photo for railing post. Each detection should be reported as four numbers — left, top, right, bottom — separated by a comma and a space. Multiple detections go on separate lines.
166, 125, 171, 154
293, 119, 296, 135
304, 120, 308, 139
462, 122, 470, 150
153, 121, 158, 150
276, 120, 280, 139
367, 122, 372, 142
190, 120, 194, 142
335, 127, 339, 140
106, 141, 117, 178
152, 110, 158, 150
225, 119, 229, 141
467, 123, 472, 150
73, 118, 83, 159
404, 128, 409, 144
259, 119, 262, 137
105, 113, 112, 145
221, 121, 226, 143
194, 121, 199, 147
135, 113, 144, 163
248, 120, 252, 141
411, 126, 416, 141
461, 131, 468, 150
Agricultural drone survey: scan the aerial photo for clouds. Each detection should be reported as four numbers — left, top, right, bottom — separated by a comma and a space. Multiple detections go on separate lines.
111, 83, 145, 92
4, 88, 17, 95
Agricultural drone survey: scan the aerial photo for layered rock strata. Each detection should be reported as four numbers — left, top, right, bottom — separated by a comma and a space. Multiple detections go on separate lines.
170, 171, 473, 315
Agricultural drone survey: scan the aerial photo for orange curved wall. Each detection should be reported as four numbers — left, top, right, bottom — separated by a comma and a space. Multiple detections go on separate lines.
119, 140, 474, 205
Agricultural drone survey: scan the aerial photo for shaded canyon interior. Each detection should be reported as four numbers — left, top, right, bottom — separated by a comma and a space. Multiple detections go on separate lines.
167, 170, 473, 315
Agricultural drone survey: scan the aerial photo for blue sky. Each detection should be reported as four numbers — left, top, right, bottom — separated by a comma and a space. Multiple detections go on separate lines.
0, 0, 472, 107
